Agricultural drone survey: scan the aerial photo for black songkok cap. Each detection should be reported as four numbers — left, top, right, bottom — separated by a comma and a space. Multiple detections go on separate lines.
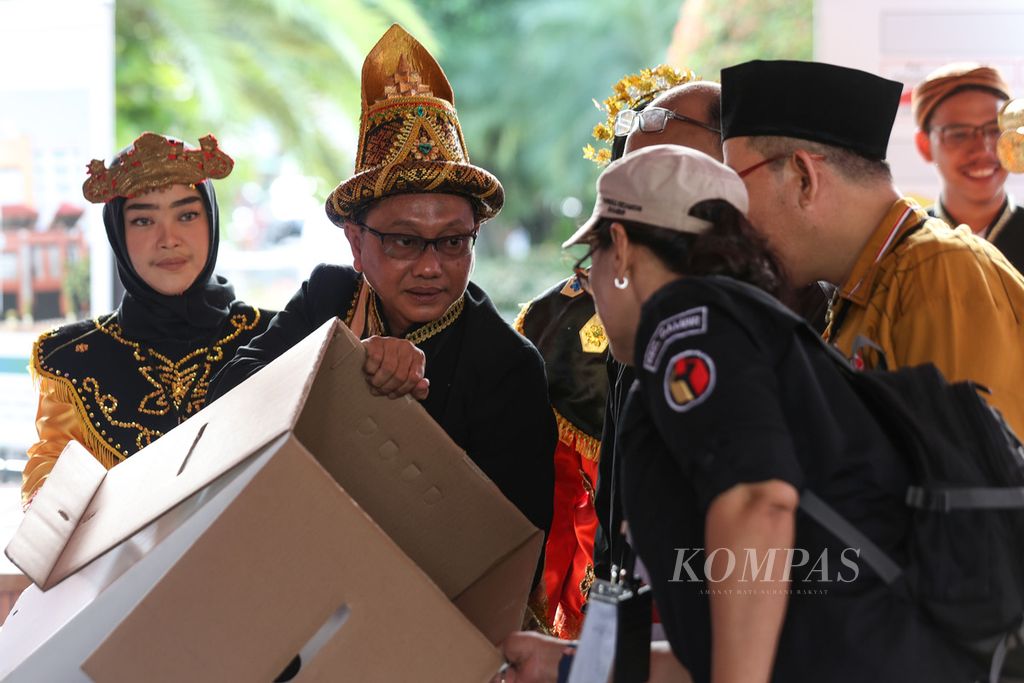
721, 60, 904, 160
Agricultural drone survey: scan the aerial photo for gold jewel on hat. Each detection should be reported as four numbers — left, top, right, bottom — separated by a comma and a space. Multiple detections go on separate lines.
583, 64, 699, 167
326, 24, 504, 225
998, 98, 1024, 173
82, 132, 233, 204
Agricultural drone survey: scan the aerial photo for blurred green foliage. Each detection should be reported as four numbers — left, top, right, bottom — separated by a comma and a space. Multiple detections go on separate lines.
673, 0, 813, 79
115, 0, 431, 199
415, 0, 683, 242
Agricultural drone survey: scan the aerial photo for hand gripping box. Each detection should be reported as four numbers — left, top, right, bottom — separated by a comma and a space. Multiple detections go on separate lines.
0, 319, 542, 682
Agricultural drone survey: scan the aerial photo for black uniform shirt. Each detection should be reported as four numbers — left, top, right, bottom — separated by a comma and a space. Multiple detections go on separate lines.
618, 276, 978, 683
211, 264, 556, 537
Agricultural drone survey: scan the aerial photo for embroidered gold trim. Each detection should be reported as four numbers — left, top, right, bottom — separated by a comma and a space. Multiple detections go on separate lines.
98, 309, 261, 420
358, 278, 466, 345
512, 301, 531, 335
32, 308, 262, 461
82, 375, 163, 453
524, 584, 555, 636
579, 562, 596, 599
553, 407, 601, 463
31, 339, 125, 468
367, 289, 387, 338
344, 275, 366, 327
406, 295, 464, 344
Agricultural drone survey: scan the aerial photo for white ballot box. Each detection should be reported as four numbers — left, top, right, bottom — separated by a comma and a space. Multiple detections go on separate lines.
1, 319, 541, 682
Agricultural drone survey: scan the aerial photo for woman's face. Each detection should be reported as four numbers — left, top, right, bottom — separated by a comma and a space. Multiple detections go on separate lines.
122, 184, 210, 295
588, 239, 642, 365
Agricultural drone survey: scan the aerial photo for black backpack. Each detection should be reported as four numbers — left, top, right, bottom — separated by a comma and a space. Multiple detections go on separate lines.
721, 277, 1024, 682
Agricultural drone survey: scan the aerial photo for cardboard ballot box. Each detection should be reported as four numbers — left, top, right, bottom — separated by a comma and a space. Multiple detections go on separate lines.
0, 319, 542, 682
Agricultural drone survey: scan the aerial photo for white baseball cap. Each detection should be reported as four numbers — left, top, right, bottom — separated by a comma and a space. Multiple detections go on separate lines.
562, 144, 750, 248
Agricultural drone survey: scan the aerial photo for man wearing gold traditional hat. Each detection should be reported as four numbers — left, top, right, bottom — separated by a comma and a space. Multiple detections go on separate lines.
23, 133, 273, 507
212, 25, 555, 541
911, 62, 1024, 271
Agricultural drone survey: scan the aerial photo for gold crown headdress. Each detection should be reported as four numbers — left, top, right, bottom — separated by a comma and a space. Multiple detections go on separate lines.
82, 133, 233, 204
583, 65, 699, 167
998, 98, 1024, 173
326, 24, 504, 225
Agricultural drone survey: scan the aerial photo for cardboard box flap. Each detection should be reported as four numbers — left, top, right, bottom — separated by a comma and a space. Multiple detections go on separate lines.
294, 322, 542, 637
83, 436, 501, 683
452, 528, 544, 644
13, 318, 352, 590
5, 441, 106, 587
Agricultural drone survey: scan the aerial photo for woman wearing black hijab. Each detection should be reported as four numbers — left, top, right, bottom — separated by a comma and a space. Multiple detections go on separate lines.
22, 133, 272, 507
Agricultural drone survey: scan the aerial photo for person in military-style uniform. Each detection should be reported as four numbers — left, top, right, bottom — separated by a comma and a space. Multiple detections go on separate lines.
23, 133, 273, 508
210, 25, 555, 545
514, 272, 607, 637
518, 66, 705, 638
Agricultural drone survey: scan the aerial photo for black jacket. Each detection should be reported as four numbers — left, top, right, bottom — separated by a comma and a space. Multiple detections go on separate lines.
211, 264, 556, 537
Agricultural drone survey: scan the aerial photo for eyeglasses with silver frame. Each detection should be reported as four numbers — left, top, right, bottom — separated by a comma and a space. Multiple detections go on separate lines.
932, 122, 1001, 150
613, 107, 722, 137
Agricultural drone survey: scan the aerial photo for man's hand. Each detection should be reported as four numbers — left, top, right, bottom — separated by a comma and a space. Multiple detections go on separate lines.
361, 336, 429, 400
493, 631, 568, 683
494, 633, 691, 683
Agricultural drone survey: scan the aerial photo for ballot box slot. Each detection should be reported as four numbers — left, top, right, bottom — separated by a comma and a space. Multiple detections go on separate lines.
273, 602, 351, 682
176, 423, 208, 477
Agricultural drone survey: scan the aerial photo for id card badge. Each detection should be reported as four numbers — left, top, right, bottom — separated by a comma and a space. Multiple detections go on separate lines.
566, 579, 652, 683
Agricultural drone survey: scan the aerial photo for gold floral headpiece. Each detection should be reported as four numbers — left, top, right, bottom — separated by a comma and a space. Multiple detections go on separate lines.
82, 132, 234, 204
583, 64, 699, 166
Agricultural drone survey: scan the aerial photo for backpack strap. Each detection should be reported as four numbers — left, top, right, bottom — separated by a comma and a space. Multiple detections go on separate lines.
798, 491, 903, 585
906, 486, 1024, 511
990, 631, 1012, 683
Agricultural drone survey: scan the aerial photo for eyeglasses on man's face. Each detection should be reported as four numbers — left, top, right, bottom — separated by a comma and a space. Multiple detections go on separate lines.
613, 107, 722, 137
354, 221, 478, 260
932, 122, 1001, 150
735, 152, 827, 179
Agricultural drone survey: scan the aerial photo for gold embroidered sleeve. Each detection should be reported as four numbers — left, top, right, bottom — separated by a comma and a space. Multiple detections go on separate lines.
23, 375, 120, 507
23, 376, 80, 506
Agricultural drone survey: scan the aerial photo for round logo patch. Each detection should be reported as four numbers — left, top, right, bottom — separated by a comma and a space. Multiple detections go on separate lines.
663, 349, 716, 412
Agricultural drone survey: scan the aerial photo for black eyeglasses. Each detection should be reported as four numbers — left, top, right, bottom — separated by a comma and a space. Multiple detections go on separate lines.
354, 221, 478, 260
614, 107, 722, 137
932, 122, 1001, 150
571, 244, 595, 294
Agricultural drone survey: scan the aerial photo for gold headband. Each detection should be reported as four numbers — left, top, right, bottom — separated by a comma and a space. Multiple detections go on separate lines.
83, 133, 234, 204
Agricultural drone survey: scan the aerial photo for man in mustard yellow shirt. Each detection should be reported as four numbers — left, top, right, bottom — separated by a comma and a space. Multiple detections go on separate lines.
719, 59, 1024, 435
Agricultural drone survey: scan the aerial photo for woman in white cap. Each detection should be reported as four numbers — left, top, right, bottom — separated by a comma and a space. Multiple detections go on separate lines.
497, 144, 979, 682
